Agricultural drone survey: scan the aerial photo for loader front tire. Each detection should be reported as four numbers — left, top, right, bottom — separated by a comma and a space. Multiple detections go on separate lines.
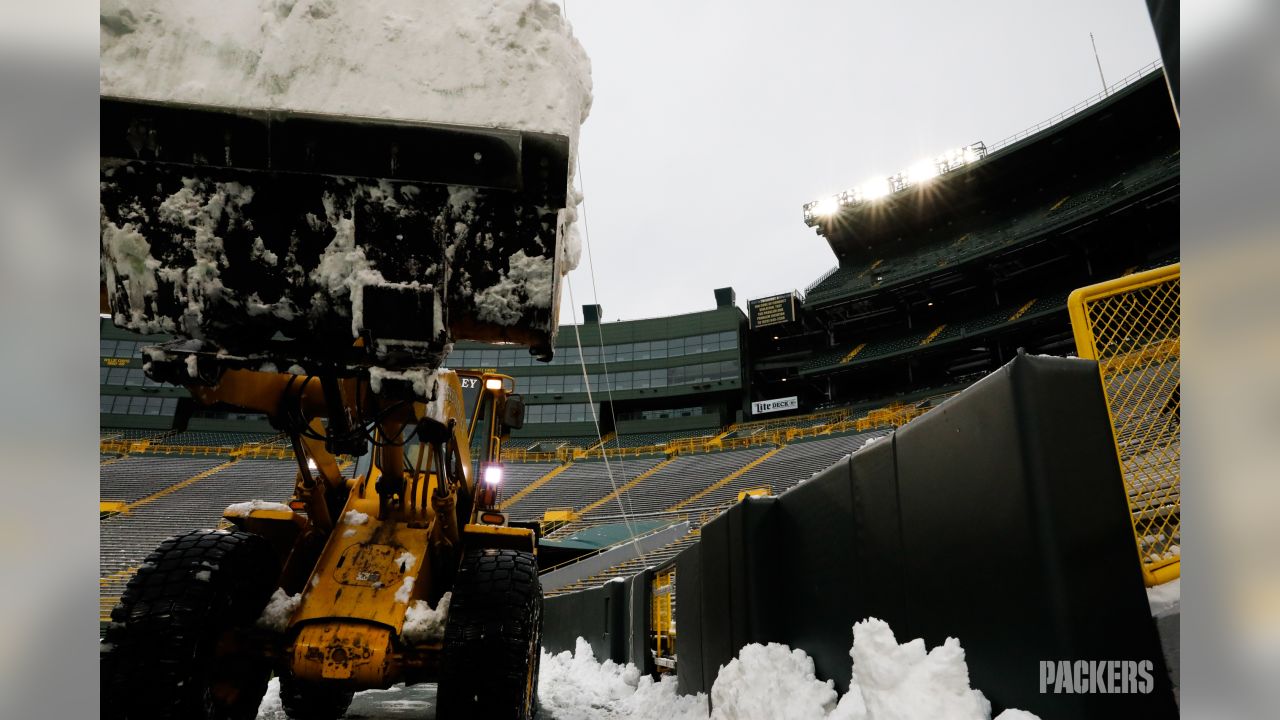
437, 547, 542, 720
279, 676, 354, 720
101, 529, 279, 720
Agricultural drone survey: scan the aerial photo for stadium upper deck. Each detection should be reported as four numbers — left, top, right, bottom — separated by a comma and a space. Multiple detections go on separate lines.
746, 63, 1178, 408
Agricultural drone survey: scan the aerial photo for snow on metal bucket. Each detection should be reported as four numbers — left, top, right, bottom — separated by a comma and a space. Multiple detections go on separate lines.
100, 96, 571, 372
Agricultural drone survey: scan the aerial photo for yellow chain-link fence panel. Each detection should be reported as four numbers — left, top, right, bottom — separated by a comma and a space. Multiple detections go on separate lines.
1068, 263, 1180, 587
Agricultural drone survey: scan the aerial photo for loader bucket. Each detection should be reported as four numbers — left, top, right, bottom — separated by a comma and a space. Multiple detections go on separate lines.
100, 96, 570, 375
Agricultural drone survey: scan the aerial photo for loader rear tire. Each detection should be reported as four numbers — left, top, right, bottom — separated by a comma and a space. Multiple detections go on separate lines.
437, 547, 542, 720
101, 529, 279, 720
279, 676, 354, 720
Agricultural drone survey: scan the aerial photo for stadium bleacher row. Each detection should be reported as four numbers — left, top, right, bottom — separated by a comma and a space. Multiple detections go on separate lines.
804, 151, 1180, 305
99, 458, 298, 617
98, 398, 931, 614
801, 288, 1075, 373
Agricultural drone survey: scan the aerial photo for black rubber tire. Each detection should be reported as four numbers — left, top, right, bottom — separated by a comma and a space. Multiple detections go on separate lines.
101, 529, 280, 720
437, 548, 543, 720
279, 676, 354, 720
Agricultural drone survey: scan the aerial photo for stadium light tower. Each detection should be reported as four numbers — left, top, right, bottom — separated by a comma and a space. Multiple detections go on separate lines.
804, 142, 987, 223
813, 196, 840, 217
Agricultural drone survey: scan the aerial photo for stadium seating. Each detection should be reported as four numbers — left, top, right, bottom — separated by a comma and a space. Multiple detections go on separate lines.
689, 431, 889, 508
585, 446, 774, 519
504, 456, 668, 521
803, 151, 1180, 305
150, 430, 282, 447
606, 427, 718, 449
100, 456, 229, 504
100, 458, 299, 615
801, 287, 1079, 375
496, 461, 562, 505
546, 529, 701, 597
100, 428, 167, 442
508, 436, 598, 452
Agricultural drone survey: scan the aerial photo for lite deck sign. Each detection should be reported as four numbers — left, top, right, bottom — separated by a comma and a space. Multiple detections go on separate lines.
752, 396, 799, 416
748, 292, 797, 329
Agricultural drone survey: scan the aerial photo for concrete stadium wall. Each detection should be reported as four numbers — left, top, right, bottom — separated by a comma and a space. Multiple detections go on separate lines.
544, 354, 1178, 718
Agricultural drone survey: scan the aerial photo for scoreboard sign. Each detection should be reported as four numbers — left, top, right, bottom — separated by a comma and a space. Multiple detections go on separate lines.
752, 396, 799, 416
748, 292, 797, 329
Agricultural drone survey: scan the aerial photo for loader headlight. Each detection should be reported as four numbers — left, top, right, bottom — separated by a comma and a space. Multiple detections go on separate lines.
483, 464, 504, 485
485, 378, 504, 390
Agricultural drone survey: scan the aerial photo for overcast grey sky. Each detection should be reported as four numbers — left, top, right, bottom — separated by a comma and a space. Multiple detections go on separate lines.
558, 0, 1162, 324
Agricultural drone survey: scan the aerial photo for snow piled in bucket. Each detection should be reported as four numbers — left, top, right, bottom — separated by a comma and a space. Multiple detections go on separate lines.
99, 1, 591, 141
536, 619, 1040, 720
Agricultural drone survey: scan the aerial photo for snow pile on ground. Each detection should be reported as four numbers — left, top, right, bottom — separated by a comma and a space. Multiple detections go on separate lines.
256, 588, 302, 632
256, 677, 283, 717
1146, 578, 1180, 617
538, 620, 1040, 720
100, 1, 591, 142
710, 643, 841, 719
401, 592, 451, 644
538, 638, 707, 720
223, 500, 293, 517
831, 618, 1004, 720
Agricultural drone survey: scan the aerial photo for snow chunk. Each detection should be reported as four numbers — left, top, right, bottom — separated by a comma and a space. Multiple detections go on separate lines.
256, 588, 302, 632
473, 249, 555, 325
185, 354, 199, 378
402, 592, 451, 644
538, 638, 706, 720
342, 509, 370, 525
251, 237, 279, 266
394, 576, 416, 604
101, 220, 164, 332
837, 617, 998, 720
712, 643, 839, 719
309, 201, 385, 337
224, 500, 292, 517
394, 551, 418, 572
368, 367, 441, 399
257, 677, 282, 717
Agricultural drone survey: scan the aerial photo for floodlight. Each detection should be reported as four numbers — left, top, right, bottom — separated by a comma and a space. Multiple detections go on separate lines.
483, 464, 504, 485
859, 179, 891, 201
813, 196, 840, 216
907, 160, 939, 184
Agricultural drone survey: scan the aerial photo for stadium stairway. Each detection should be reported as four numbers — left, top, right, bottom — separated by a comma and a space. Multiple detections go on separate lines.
667, 445, 782, 511
503, 456, 667, 522
687, 431, 888, 509
574, 456, 679, 518
497, 461, 565, 509
99, 458, 299, 619
545, 528, 702, 597
593, 447, 775, 519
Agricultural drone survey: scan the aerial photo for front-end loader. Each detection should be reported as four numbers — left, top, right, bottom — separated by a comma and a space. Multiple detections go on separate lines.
99, 95, 571, 719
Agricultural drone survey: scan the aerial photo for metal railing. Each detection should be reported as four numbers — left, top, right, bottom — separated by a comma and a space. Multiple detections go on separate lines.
804, 265, 840, 294
986, 60, 1163, 156
1068, 263, 1180, 586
